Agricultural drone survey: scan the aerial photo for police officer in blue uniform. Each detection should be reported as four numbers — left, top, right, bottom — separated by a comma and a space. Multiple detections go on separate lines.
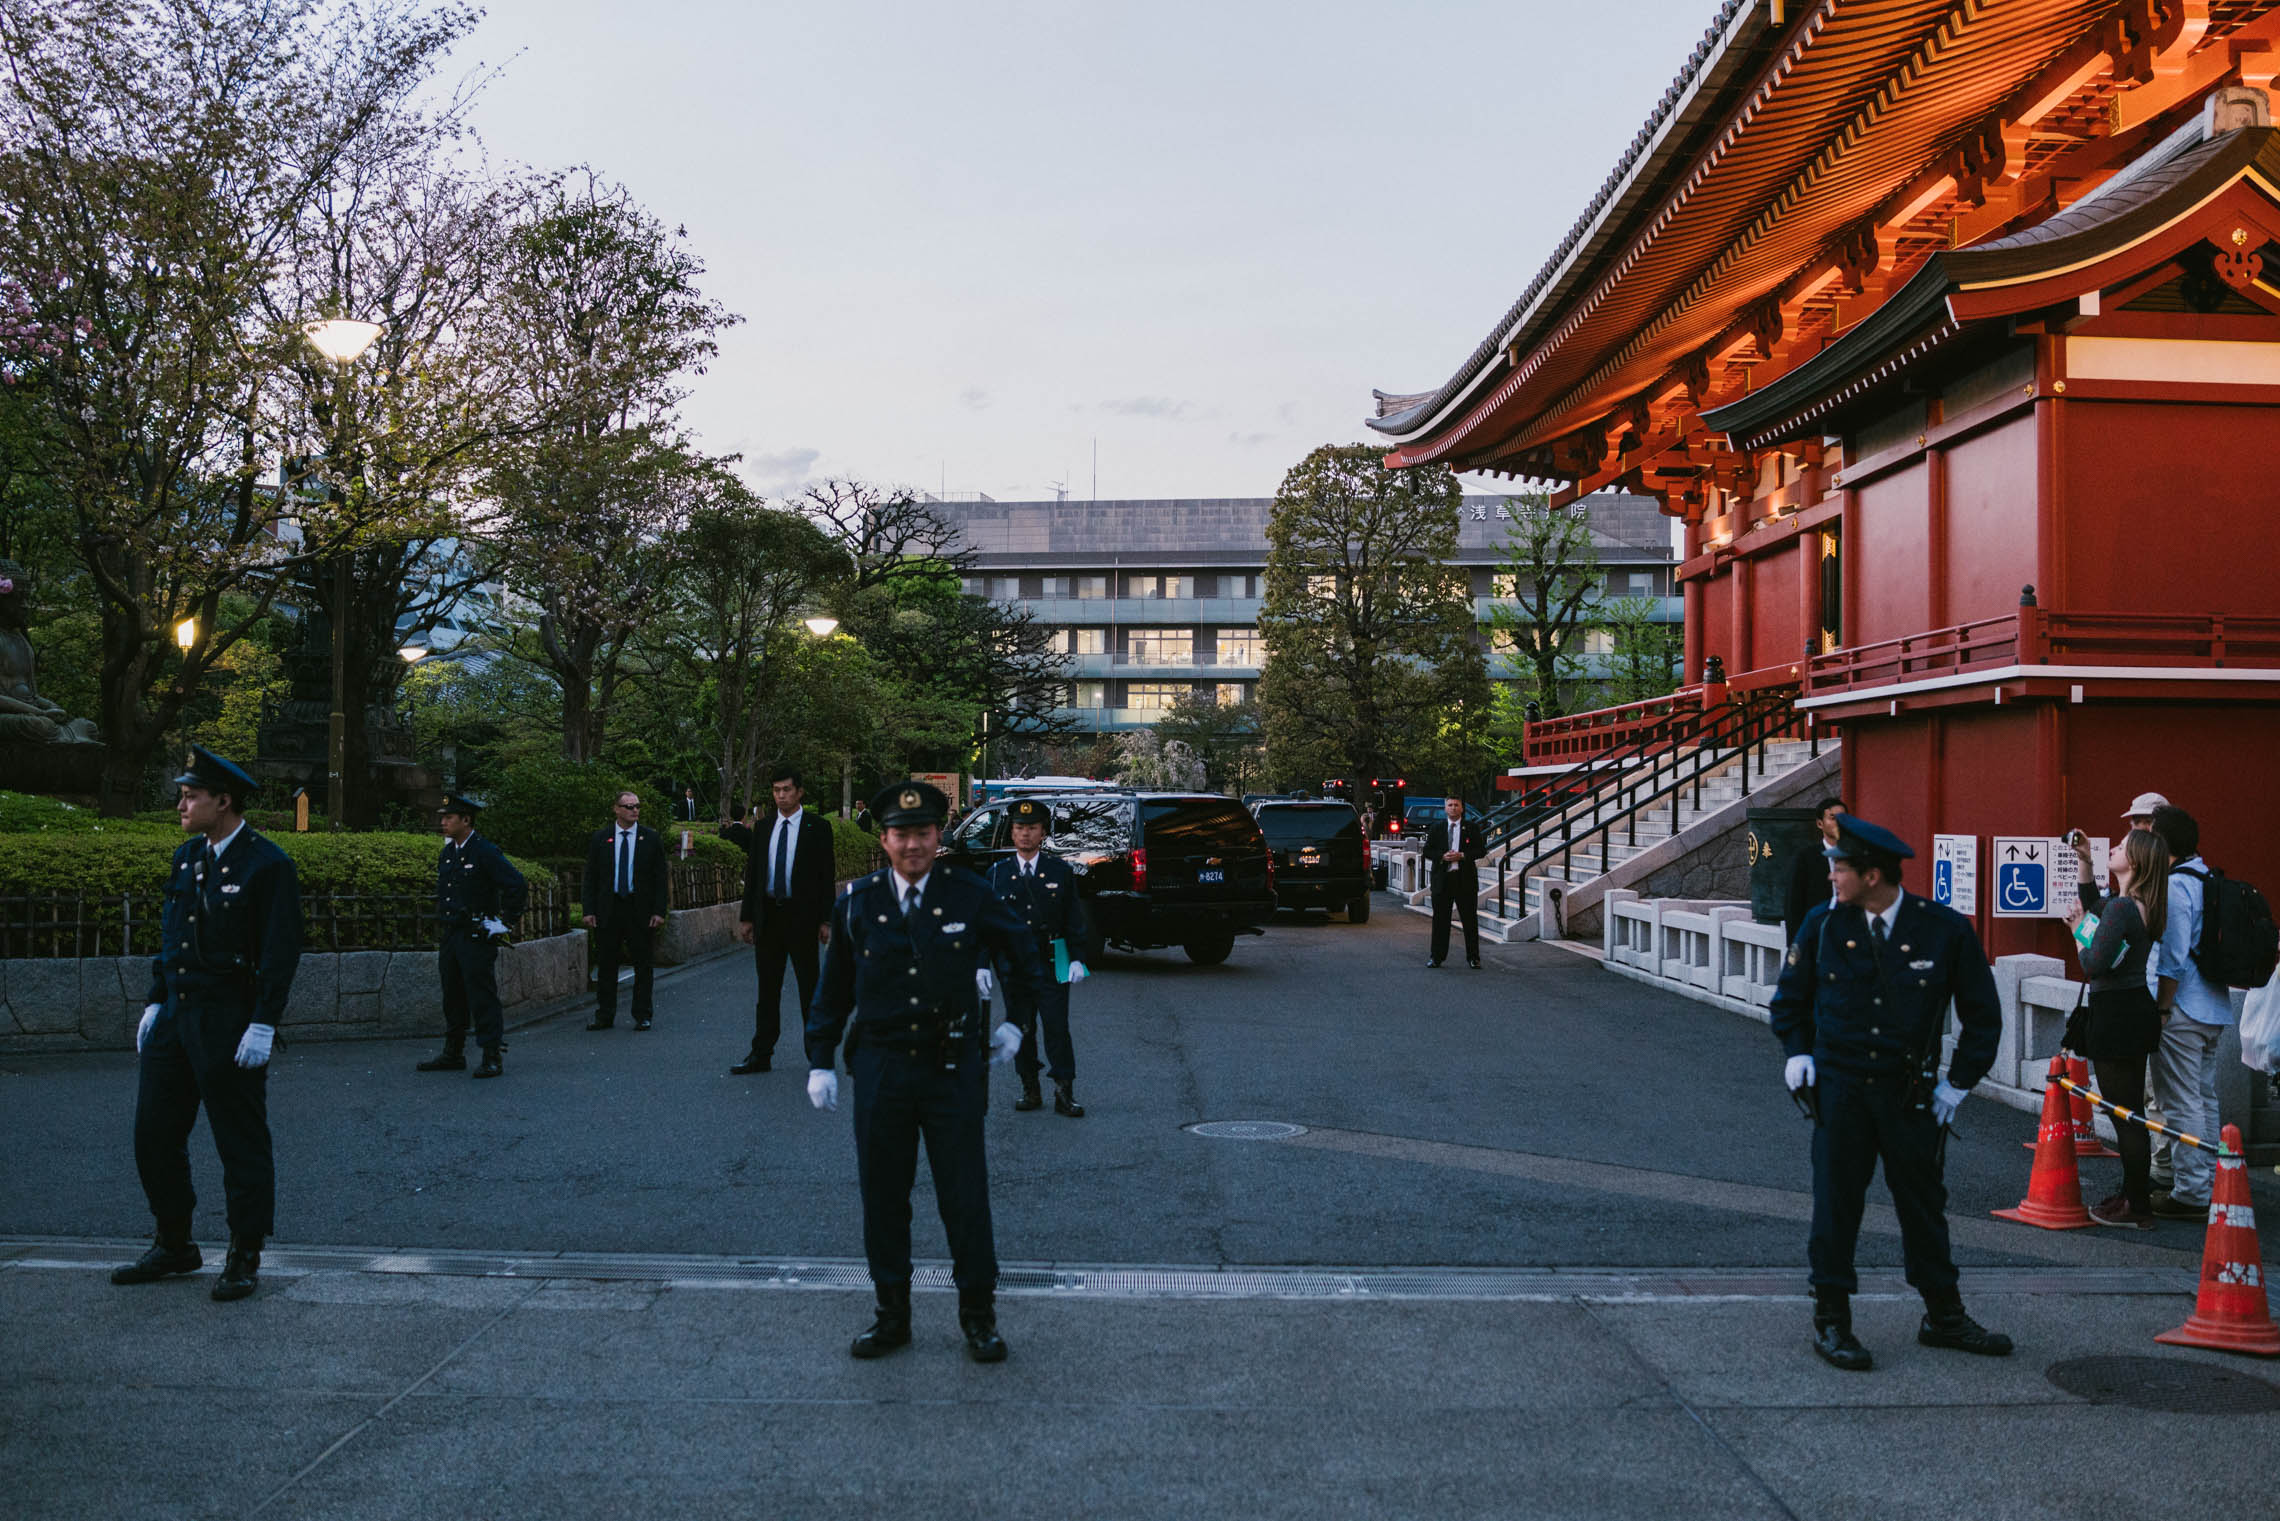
112, 747, 301, 1303
805, 781, 1043, 1362
417, 793, 528, 1079
1772, 815, 2012, 1371
987, 796, 1093, 1116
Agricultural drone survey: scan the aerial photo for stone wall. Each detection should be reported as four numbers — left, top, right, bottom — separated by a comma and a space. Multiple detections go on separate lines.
655, 901, 741, 966
2, 930, 588, 1053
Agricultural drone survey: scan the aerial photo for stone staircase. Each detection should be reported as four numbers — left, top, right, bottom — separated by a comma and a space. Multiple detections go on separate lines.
1404, 737, 1838, 944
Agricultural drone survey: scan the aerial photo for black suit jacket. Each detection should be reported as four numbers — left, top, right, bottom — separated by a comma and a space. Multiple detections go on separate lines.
583, 824, 671, 922
740, 808, 837, 932
1423, 815, 1486, 889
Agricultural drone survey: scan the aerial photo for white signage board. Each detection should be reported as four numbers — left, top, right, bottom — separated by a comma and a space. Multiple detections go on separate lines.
2051, 835, 2108, 917
1991, 836, 2053, 918
1930, 834, 1977, 916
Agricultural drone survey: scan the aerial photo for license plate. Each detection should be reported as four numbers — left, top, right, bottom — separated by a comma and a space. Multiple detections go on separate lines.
1299, 849, 1322, 865
1196, 867, 1224, 883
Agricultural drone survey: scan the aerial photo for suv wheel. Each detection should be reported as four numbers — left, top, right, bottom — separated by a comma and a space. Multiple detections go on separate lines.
1183, 933, 1235, 966
1346, 893, 1371, 924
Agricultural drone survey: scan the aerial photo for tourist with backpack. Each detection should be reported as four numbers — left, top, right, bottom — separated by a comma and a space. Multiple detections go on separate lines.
2143, 804, 2278, 1218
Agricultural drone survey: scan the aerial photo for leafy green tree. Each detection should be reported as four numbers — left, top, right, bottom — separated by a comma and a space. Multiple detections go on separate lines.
1257, 444, 1489, 795
0, 0, 481, 812
1595, 594, 1681, 707
1485, 495, 1599, 719
1153, 696, 1264, 794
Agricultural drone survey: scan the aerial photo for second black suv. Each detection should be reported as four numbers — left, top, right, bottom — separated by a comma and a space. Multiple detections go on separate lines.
1250, 799, 1371, 922
938, 789, 1274, 964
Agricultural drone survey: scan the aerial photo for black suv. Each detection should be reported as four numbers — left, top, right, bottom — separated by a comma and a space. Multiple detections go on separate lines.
937, 789, 1274, 964
1249, 799, 1371, 922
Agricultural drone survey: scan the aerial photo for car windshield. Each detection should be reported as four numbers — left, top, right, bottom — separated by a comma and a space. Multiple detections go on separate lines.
1046, 797, 1131, 854
1256, 807, 1360, 846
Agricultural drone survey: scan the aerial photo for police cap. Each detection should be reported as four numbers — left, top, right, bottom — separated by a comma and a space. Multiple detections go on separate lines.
869, 780, 949, 829
171, 744, 258, 803
1007, 797, 1052, 829
1823, 815, 1915, 864
439, 793, 486, 818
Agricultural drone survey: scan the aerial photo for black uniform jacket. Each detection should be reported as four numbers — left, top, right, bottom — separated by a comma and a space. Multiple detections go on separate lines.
145, 827, 301, 1026
1770, 893, 2001, 1089
582, 824, 671, 922
738, 808, 837, 932
1784, 843, 1834, 939
438, 832, 529, 930
1422, 816, 1487, 887
805, 866, 1043, 1070
987, 851, 1095, 965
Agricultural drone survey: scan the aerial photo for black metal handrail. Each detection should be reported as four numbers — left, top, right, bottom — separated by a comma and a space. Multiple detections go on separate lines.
1483, 694, 1732, 855
1500, 688, 1808, 915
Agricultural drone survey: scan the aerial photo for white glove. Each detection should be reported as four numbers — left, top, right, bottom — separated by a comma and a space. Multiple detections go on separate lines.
975, 967, 995, 1001
1933, 1079, 1970, 1125
137, 1003, 160, 1052
480, 917, 510, 937
807, 1069, 838, 1111
234, 1023, 275, 1069
1067, 960, 1089, 983
990, 1021, 1022, 1065
1784, 1054, 1815, 1092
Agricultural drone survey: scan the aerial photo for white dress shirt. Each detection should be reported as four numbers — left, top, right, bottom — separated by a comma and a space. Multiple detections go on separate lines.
769, 810, 801, 895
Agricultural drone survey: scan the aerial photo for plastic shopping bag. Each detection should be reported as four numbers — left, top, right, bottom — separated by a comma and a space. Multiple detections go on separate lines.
2241, 979, 2280, 1074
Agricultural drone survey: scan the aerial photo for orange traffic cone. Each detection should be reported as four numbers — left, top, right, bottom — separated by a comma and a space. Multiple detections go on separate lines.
2155, 1124, 2280, 1357
1993, 1060, 2093, 1230
2026, 1054, 2118, 1157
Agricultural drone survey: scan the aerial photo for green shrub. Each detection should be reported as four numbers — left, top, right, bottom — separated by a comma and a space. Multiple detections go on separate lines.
0, 827, 552, 902
830, 814, 883, 879
479, 757, 667, 860
1, 792, 175, 836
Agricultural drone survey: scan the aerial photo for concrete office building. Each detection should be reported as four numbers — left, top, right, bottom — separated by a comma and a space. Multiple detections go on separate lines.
931, 492, 1680, 735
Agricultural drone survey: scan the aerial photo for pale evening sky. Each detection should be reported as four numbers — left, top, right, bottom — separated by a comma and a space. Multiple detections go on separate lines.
454, 0, 1725, 503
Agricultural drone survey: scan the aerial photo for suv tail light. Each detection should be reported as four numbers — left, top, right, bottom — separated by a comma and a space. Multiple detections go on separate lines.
1264, 849, 1275, 894
1129, 847, 1148, 891
1387, 818, 1401, 834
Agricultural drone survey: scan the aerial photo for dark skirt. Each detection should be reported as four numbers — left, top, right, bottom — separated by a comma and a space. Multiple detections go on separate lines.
2084, 985, 2162, 1064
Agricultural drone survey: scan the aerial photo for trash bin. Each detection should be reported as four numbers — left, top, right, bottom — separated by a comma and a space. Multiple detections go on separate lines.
1747, 806, 1822, 926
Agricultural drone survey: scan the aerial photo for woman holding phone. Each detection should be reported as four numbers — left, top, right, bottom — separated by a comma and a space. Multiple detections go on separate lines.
2064, 827, 2171, 1228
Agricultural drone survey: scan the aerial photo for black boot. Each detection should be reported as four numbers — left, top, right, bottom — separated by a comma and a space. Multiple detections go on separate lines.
471, 1046, 503, 1080
111, 1222, 200, 1285
850, 1282, 913, 1359
1014, 1076, 1043, 1112
1812, 1288, 1872, 1371
211, 1236, 262, 1302
1053, 1080, 1085, 1118
416, 1036, 466, 1072
1918, 1290, 2013, 1357
959, 1290, 1008, 1363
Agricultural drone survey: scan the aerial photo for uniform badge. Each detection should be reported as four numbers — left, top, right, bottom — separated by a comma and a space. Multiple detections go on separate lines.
900, 788, 919, 810
943, 921, 967, 933
1909, 958, 1935, 971
220, 884, 241, 895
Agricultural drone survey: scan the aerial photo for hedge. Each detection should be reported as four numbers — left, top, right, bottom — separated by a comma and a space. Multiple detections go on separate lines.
0, 825, 552, 902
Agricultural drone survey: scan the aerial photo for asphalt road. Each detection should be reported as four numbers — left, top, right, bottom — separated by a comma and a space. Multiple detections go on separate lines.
0, 895, 2236, 1273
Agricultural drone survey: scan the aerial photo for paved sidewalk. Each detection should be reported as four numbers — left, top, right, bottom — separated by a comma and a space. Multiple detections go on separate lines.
6, 1239, 2274, 1521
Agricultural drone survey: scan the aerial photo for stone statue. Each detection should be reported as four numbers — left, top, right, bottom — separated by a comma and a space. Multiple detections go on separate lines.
0, 559, 101, 746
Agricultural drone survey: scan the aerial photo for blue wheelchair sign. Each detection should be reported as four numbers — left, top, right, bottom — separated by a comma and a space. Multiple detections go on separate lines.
1998, 861, 2047, 914
1933, 859, 1954, 904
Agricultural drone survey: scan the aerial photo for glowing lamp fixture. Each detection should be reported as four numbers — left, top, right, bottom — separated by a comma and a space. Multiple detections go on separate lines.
302, 319, 384, 364
397, 644, 427, 663
803, 616, 839, 637
175, 617, 197, 650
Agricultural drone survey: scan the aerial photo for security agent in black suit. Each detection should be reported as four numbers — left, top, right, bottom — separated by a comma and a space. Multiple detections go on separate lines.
417, 794, 528, 1079
987, 796, 1093, 1116
1771, 815, 2011, 1372
113, 747, 301, 1303
729, 766, 837, 1075
581, 791, 670, 1030
1783, 797, 1846, 941
679, 785, 703, 822
805, 780, 1043, 1363
1424, 797, 1487, 967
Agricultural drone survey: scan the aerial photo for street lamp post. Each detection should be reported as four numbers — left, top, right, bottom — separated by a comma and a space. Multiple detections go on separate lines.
302, 319, 384, 829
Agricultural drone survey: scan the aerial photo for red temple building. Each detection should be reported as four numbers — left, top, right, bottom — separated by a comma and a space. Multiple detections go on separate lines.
1371, 0, 2280, 965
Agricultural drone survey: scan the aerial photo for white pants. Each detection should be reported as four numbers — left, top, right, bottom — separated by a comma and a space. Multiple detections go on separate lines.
2149, 1015, 2224, 1203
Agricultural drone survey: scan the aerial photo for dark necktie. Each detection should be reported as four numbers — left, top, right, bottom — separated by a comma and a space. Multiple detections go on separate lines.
619, 831, 632, 895
774, 817, 791, 898
902, 884, 920, 922
1871, 915, 1887, 954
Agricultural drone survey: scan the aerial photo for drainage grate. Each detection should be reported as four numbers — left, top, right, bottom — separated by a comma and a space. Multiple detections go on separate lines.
2046, 1356, 2280, 1414
1187, 1120, 1307, 1141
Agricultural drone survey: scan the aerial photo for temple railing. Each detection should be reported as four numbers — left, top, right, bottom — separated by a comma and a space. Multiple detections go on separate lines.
1806, 610, 2280, 697
1521, 688, 1706, 766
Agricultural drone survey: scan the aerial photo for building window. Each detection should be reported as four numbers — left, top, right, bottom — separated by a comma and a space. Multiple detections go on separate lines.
1216, 682, 1248, 707
1052, 627, 1105, 656
1582, 629, 1615, 655
1208, 573, 1256, 598
1626, 571, 1656, 595
1126, 574, 1195, 599
1306, 573, 1339, 601
1069, 681, 1106, 708
1126, 628, 1193, 665
1126, 682, 1189, 712
1215, 627, 1261, 666
1072, 575, 1108, 599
